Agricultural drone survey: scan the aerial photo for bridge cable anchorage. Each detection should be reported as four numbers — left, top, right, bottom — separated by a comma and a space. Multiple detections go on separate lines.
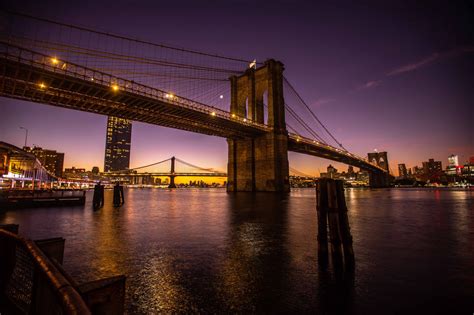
283, 77, 348, 151
174, 157, 223, 174
3, 10, 257, 64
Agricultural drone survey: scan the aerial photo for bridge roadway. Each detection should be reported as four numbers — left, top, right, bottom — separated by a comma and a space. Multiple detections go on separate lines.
0, 42, 384, 174
106, 172, 227, 177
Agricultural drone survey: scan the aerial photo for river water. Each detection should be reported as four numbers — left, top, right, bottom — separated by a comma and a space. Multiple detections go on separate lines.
1, 188, 473, 314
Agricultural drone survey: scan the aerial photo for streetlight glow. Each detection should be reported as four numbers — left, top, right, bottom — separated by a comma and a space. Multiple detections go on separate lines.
111, 84, 119, 92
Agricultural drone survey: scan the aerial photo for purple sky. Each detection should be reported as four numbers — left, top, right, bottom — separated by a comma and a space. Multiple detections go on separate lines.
1, 0, 473, 175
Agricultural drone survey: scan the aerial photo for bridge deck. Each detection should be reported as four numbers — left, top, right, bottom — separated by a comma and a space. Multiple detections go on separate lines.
0, 42, 385, 173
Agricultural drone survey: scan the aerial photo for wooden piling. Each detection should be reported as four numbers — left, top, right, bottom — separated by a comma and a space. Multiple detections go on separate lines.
316, 179, 329, 267
316, 179, 355, 268
335, 180, 355, 267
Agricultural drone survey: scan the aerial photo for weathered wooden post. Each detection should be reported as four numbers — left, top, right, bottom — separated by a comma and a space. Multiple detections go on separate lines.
335, 180, 355, 267
316, 178, 329, 267
316, 179, 355, 269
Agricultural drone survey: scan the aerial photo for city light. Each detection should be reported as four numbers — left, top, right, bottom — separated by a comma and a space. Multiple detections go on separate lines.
51, 57, 59, 65
111, 84, 119, 92
219, 95, 224, 99
231, 114, 236, 118
38, 82, 46, 89
211, 111, 216, 116
243, 118, 247, 122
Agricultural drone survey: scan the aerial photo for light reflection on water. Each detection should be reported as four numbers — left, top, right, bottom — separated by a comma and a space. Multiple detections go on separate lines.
1, 188, 473, 314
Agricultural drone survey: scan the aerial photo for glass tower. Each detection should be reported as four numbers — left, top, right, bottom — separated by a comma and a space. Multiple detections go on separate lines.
104, 116, 132, 172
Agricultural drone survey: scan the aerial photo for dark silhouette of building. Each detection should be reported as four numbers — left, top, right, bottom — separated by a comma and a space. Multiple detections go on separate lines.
398, 163, 408, 178
422, 158, 442, 178
25, 146, 64, 177
347, 165, 355, 177
104, 116, 132, 172
92, 166, 100, 175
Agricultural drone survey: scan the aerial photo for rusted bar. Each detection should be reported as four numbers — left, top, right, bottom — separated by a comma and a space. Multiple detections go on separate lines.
0, 229, 91, 314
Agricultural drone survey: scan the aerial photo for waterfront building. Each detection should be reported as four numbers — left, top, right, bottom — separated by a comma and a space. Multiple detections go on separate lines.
422, 159, 442, 176
446, 154, 461, 176
320, 164, 338, 179
448, 155, 459, 167
92, 166, 100, 175
64, 167, 86, 174
398, 163, 408, 178
104, 116, 132, 172
25, 146, 64, 177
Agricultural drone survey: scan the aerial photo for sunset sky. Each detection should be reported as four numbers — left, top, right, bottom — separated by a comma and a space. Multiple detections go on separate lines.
1, 1, 472, 175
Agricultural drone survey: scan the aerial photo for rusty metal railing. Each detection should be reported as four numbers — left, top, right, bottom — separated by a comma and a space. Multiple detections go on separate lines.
0, 228, 91, 314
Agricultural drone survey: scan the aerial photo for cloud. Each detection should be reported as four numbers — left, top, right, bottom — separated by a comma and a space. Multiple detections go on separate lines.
354, 79, 381, 91
311, 98, 335, 108
353, 45, 474, 92
387, 46, 474, 76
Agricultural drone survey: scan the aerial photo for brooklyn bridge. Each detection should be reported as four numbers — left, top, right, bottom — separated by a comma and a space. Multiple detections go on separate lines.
0, 11, 390, 191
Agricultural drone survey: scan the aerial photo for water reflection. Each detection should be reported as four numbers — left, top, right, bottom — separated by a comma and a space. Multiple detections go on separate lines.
0, 188, 472, 314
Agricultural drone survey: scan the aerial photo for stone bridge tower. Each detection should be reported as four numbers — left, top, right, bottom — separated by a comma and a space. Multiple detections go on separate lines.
227, 59, 290, 192
367, 151, 390, 187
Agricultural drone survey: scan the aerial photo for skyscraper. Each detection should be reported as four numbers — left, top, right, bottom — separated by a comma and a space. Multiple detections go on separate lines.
422, 158, 442, 178
104, 116, 132, 172
398, 163, 408, 178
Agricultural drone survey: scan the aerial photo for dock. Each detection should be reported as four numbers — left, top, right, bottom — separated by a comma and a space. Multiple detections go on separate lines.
0, 190, 86, 208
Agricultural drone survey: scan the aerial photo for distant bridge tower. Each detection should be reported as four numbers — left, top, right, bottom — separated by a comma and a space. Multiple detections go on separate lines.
169, 156, 177, 188
367, 151, 390, 187
227, 60, 290, 192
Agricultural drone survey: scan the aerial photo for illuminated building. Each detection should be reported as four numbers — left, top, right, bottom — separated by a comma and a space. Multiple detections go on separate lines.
398, 163, 408, 178
25, 146, 64, 177
64, 167, 86, 175
448, 154, 459, 167
104, 116, 132, 172
446, 154, 460, 176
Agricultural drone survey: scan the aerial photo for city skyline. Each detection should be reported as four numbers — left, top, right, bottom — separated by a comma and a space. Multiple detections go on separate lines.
0, 1, 472, 175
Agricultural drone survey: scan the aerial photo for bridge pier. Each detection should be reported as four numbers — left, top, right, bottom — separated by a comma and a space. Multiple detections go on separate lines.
369, 171, 390, 188
227, 60, 289, 192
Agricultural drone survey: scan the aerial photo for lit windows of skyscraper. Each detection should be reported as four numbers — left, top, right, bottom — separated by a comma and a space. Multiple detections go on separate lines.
104, 116, 132, 172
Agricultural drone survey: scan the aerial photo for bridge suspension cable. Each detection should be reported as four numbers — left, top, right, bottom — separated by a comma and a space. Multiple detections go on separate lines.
283, 77, 348, 151
289, 167, 315, 178
110, 158, 172, 173
174, 157, 223, 174
4, 10, 255, 64
1, 11, 256, 111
